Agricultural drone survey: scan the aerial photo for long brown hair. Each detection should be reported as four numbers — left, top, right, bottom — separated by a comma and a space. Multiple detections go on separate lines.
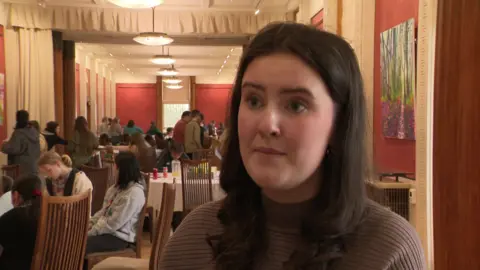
211, 22, 368, 269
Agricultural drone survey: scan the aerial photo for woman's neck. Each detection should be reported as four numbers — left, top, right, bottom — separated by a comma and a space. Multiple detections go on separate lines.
262, 169, 321, 204
60, 166, 73, 179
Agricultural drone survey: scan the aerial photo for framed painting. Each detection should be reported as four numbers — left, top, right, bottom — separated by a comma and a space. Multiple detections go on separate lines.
380, 18, 416, 140
311, 9, 324, 30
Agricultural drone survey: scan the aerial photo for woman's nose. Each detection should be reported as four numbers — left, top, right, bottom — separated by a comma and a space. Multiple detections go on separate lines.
257, 106, 281, 138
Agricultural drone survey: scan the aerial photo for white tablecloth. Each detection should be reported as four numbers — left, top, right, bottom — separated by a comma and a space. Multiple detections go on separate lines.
148, 173, 224, 212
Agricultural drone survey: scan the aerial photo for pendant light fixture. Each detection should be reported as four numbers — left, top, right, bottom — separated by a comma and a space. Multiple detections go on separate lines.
166, 84, 183, 90
150, 46, 175, 65
157, 65, 179, 76
108, 0, 164, 9
133, 6, 173, 46
162, 77, 182, 84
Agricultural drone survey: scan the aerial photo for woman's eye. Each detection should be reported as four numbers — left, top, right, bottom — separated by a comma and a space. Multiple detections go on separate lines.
287, 101, 307, 113
246, 96, 263, 109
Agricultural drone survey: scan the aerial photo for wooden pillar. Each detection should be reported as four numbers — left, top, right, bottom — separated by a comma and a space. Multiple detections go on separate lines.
156, 76, 163, 131
189, 76, 196, 110
63, 40, 76, 140
433, 0, 480, 269
52, 31, 64, 137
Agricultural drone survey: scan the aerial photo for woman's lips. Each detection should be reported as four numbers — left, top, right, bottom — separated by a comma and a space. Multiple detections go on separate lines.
253, 147, 286, 155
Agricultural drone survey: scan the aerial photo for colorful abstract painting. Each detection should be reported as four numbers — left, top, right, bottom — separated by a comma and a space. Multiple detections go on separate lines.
380, 18, 416, 140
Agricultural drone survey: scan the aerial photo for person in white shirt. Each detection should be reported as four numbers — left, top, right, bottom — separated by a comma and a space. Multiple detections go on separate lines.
0, 175, 14, 217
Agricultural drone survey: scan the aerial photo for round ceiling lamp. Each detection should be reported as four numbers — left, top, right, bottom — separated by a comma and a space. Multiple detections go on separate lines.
150, 55, 175, 65
134, 33, 173, 46
157, 66, 179, 76
107, 0, 164, 9
166, 84, 183, 90
162, 77, 182, 84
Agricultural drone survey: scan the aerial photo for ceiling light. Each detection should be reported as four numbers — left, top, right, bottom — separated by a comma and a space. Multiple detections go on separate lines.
150, 50, 175, 65
162, 77, 182, 84
134, 33, 173, 46
107, 0, 164, 9
157, 67, 179, 76
254, 9, 260, 15
166, 84, 183, 90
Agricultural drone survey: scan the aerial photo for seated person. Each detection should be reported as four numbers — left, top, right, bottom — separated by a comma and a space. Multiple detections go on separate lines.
0, 174, 43, 270
99, 134, 112, 147
144, 134, 155, 148
130, 133, 156, 172
154, 132, 167, 150
0, 176, 14, 217
86, 152, 146, 256
37, 152, 93, 197
157, 140, 190, 172
164, 127, 174, 140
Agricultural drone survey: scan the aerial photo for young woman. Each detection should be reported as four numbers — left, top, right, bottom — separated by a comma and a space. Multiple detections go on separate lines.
0, 174, 43, 270
1, 110, 40, 175
123, 120, 144, 135
42, 121, 67, 151
159, 22, 426, 269
38, 152, 93, 197
86, 152, 146, 255
68, 116, 99, 168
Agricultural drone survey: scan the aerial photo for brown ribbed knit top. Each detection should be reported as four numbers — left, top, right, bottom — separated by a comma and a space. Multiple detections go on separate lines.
159, 197, 426, 270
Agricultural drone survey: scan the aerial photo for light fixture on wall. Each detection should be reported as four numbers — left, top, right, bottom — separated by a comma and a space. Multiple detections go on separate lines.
150, 46, 175, 65
157, 65, 179, 76
133, 6, 173, 46
254, 0, 263, 15
107, 0, 164, 9
166, 84, 183, 90
162, 77, 182, 84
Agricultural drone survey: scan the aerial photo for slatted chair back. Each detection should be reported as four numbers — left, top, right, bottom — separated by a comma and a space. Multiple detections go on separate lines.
31, 191, 91, 270
81, 165, 109, 214
180, 159, 212, 213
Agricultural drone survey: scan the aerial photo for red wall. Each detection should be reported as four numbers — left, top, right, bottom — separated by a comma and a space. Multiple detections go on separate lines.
195, 84, 232, 125
0, 26, 6, 141
374, 0, 418, 173
116, 83, 156, 131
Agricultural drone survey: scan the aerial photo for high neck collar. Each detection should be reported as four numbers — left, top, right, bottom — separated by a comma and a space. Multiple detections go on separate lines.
262, 194, 316, 232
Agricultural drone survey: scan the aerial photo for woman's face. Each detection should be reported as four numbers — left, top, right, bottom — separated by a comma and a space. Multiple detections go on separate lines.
39, 163, 62, 180
238, 53, 335, 201
55, 126, 60, 133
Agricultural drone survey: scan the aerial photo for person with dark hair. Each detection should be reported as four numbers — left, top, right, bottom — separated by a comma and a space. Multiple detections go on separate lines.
86, 152, 146, 259
184, 110, 202, 158
99, 133, 112, 147
0, 176, 14, 217
129, 133, 156, 172
67, 116, 99, 168
42, 121, 67, 151
146, 121, 161, 136
172, 111, 191, 145
123, 120, 143, 135
165, 127, 174, 140
1, 110, 40, 175
0, 174, 43, 269
144, 134, 155, 148
159, 22, 425, 269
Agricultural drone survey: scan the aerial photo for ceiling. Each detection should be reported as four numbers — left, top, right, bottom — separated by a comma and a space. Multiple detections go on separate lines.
7, 0, 296, 12
5, 0, 297, 82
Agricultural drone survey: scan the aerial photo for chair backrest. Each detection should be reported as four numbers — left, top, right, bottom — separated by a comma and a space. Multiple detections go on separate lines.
31, 191, 91, 270
191, 149, 213, 161
80, 165, 109, 214
101, 158, 117, 188
180, 159, 212, 213
2, 164, 20, 181
90, 152, 102, 168
134, 179, 149, 258
150, 180, 176, 270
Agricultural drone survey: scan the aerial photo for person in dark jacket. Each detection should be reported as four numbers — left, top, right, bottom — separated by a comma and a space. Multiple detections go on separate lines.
1, 110, 40, 175
42, 121, 67, 151
0, 174, 43, 270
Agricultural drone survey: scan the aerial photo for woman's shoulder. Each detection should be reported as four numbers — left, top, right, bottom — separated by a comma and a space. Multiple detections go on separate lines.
343, 200, 426, 269
159, 200, 223, 268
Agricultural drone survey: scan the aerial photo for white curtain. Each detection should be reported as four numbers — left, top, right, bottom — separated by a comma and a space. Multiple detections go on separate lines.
4, 27, 55, 136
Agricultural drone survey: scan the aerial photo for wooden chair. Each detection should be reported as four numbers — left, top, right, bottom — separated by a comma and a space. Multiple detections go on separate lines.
2, 164, 20, 181
81, 165, 109, 214
31, 191, 91, 270
92, 180, 176, 270
180, 159, 212, 214
191, 149, 213, 160
102, 158, 117, 188
85, 189, 149, 270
